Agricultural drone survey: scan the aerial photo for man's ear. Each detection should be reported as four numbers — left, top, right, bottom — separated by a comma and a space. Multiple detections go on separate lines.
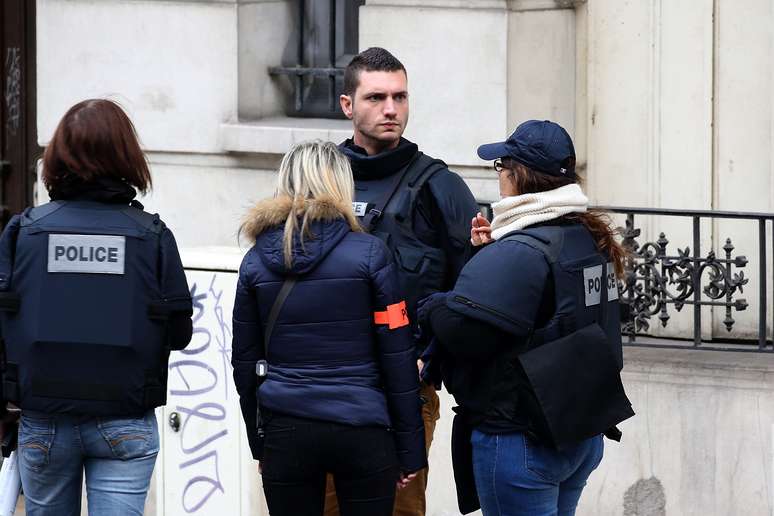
340, 94, 353, 119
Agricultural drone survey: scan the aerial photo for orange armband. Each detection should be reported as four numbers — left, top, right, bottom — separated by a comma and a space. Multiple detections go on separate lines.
374, 300, 410, 330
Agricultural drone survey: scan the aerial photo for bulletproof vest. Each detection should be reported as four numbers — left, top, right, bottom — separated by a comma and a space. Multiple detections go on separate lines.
501, 225, 632, 447
353, 153, 448, 322
0, 200, 171, 416
502, 225, 623, 367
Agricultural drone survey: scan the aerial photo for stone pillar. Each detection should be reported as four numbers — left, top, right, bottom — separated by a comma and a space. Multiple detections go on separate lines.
237, 0, 294, 121
507, 1, 578, 146
359, 0, 509, 167
359, 0, 581, 168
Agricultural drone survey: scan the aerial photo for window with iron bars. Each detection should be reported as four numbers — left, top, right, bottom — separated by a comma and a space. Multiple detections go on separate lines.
269, 0, 365, 119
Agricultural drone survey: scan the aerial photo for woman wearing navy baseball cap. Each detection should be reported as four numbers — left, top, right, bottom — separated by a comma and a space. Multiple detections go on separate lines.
418, 120, 633, 515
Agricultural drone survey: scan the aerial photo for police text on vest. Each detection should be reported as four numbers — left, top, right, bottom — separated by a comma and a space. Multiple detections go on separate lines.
47, 234, 126, 274
583, 262, 619, 306
352, 202, 369, 217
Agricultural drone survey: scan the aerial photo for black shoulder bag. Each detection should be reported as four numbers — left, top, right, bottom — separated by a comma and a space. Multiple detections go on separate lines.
254, 276, 297, 458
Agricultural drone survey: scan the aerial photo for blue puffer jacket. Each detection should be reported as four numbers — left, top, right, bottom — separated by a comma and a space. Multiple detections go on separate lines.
231, 196, 426, 473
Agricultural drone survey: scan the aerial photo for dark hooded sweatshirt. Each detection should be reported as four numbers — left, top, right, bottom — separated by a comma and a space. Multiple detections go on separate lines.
231, 196, 426, 473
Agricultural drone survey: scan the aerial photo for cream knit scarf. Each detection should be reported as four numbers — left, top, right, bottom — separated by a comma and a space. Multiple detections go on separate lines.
490, 184, 589, 241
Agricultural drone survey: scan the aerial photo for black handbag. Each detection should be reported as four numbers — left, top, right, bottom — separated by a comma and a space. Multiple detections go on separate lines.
254, 276, 297, 459
517, 262, 634, 451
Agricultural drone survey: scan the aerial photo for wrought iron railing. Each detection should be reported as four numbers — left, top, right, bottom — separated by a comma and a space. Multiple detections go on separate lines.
476, 202, 774, 352
599, 206, 773, 352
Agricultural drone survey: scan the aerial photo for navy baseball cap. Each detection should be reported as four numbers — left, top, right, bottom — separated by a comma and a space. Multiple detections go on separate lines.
477, 120, 576, 177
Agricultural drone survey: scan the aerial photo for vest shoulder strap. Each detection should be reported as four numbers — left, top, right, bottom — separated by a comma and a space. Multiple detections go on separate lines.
499, 226, 565, 264
21, 201, 66, 226
405, 154, 446, 187
361, 154, 420, 231
501, 228, 567, 341
20, 202, 163, 235
391, 154, 448, 223
121, 206, 164, 235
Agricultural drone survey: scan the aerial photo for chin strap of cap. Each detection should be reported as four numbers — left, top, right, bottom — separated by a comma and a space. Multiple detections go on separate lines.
374, 300, 410, 330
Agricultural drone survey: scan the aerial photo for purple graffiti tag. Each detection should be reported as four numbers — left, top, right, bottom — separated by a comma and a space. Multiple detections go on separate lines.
180, 450, 225, 513
168, 360, 218, 397
208, 274, 233, 399
174, 274, 232, 513
177, 402, 228, 455
182, 283, 211, 356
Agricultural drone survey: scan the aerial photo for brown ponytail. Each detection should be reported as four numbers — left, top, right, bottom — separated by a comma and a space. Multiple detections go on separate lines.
505, 162, 628, 278
564, 211, 627, 278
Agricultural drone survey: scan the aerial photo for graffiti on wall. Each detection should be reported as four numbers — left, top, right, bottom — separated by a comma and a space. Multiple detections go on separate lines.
5, 48, 21, 138
169, 273, 235, 513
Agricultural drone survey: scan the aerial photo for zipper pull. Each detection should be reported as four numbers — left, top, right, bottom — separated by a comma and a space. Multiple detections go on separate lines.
454, 296, 478, 309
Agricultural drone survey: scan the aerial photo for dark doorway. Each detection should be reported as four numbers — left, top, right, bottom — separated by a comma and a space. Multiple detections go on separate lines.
0, 1, 39, 226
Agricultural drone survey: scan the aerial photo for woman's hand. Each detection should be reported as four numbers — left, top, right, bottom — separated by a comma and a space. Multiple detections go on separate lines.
470, 212, 493, 247
396, 471, 418, 489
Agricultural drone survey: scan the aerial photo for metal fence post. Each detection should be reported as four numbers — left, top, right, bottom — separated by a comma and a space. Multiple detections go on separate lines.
693, 216, 701, 347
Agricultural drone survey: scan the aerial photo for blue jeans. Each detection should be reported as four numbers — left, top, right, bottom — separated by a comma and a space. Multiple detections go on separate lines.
18, 410, 159, 516
471, 430, 603, 516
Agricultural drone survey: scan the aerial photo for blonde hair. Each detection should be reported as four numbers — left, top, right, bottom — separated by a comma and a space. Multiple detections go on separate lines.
276, 140, 360, 267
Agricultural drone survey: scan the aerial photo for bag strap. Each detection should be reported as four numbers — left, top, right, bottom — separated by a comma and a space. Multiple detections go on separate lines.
255, 276, 297, 437
361, 153, 421, 232
394, 160, 447, 223
263, 276, 297, 357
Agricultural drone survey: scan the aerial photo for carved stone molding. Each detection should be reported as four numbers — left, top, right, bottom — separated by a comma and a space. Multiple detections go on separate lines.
366, 0, 585, 10
509, 0, 585, 11
364, 0, 506, 9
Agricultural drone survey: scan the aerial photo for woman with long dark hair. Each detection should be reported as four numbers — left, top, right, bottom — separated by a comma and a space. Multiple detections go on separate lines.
0, 99, 192, 515
418, 120, 633, 516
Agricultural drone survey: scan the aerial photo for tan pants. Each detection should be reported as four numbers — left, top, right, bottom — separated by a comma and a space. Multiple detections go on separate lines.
323, 383, 441, 516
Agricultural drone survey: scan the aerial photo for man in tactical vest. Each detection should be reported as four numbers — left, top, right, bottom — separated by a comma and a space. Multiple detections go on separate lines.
323, 47, 479, 516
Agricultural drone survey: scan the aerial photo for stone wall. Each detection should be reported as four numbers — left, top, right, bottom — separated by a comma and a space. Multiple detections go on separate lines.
425, 346, 774, 516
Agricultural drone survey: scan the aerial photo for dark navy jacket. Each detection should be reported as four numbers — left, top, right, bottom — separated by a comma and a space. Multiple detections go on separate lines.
448, 223, 621, 351
231, 196, 426, 472
0, 197, 192, 416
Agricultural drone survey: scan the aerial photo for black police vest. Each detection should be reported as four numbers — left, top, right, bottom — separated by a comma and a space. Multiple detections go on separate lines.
1, 201, 172, 416
353, 153, 447, 323
504, 225, 623, 365
501, 225, 633, 447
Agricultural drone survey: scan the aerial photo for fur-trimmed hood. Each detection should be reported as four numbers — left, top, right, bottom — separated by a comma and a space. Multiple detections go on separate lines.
242, 195, 361, 275
242, 195, 360, 241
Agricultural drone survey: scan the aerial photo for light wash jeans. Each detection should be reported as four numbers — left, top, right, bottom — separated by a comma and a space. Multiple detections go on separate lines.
18, 410, 159, 516
471, 430, 603, 516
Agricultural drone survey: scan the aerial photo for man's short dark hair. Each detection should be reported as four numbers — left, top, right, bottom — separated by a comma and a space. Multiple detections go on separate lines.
343, 47, 406, 96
